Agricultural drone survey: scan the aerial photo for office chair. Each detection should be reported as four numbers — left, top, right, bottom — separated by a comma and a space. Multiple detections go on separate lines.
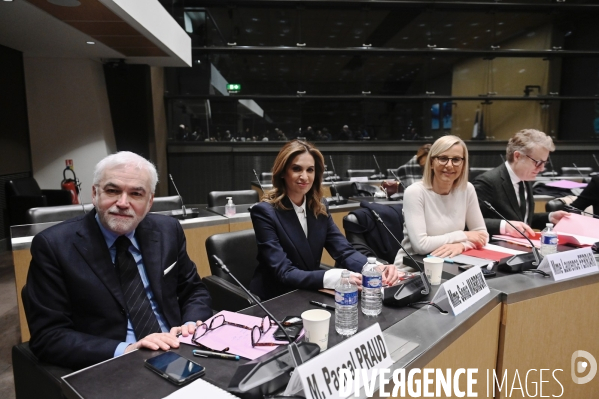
346, 169, 376, 178
27, 204, 94, 224
5, 177, 72, 225
13, 285, 72, 399
469, 167, 493, 182
207, 190, 259, 207
149, 195, 183, 212
545, 198, 568, 212
260, 172, 273, 183
203, 229, 261, 312
561, 166, 593, 177
343, 201, 404, 265
330, 181, 358, 198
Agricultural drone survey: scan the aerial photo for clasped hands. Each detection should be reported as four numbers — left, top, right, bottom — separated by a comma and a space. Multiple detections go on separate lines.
124, 321, 204, 354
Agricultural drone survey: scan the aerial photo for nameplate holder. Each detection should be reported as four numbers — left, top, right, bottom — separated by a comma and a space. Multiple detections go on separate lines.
432, 266, 490, 316
536, 247, 599, 281
287, 323, 393, 399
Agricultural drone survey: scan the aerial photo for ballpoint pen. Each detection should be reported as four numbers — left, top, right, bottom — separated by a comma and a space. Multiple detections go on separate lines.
310, 300, 335, 311
192, 349, 240, 361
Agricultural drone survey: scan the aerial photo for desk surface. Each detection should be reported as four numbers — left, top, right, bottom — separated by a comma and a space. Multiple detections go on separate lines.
61, 286, 503, 399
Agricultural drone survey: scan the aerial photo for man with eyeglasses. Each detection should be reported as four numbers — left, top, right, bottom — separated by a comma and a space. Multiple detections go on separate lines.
473, 129, 569, 238
24, 152, 212, 369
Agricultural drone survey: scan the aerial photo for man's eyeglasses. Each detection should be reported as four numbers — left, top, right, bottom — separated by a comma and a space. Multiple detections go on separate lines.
434, 156, 464, 166
524, 153, 547, 168
192, 314, 285, 349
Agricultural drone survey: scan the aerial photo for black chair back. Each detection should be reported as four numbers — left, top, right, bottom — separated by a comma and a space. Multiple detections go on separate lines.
346, 169, 376, 178
260, 172, 273, 183
545, 199, 567, 212
469, 167, 493, 182
207, 190, 260, 207
6, 177, 43, 197
343, 201, 404, 264
561, 166, 593, 176
150, 195, 183, 212
206, 229, 259, 288
27, 204, 94, 224
330, 181, 357, 198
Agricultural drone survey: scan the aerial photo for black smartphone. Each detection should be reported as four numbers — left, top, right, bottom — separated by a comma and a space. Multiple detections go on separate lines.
144, 352, 206, 386
273, 316, 302, 341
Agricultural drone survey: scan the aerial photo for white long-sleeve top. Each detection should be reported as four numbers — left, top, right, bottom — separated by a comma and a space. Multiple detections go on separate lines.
394, 181, 488, 266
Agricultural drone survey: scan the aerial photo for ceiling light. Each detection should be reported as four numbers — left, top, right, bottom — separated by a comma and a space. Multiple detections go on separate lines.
47, 0, 81, 6
86, 41, 95, 45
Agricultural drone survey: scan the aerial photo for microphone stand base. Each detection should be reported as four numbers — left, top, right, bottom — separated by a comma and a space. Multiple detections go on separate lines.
497, 252, 539, 273
227, 342, 321, 399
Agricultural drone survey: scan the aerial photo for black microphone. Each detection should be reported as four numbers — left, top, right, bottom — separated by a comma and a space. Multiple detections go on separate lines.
542, 155, 558, 177
326, 179, 347, 205
591, 155, 599, 177
482, 201, 547, 275
369, 208, 432, 308
212, 255, 314, 368
564, 204, 599, 219
593, 154, 599, 168
389, 170, 407, 191
370, 155, 386, 180
252, 169, 265, 193
499, 154, 505, 163
168, 174, 198, 220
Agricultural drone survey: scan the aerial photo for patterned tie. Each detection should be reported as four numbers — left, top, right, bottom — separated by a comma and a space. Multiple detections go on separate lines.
518, 181, 527, 222
115, 236, 161, 340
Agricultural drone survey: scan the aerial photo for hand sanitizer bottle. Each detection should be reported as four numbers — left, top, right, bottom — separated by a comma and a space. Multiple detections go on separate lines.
225, 197, 236, 217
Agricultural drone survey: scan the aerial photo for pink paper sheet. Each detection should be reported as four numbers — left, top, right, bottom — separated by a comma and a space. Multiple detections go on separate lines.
555, 213, 599, 240
179, 310, 298, 360
544, 180, 587, 189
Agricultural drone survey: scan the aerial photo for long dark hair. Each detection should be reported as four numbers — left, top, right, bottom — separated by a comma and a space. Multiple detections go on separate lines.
263, 140, 327, 217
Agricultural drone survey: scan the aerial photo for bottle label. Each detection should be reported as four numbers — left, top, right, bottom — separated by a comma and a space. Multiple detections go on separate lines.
363, 276, 382, 289
541, 235, 558, 245
335, 290, 358, 306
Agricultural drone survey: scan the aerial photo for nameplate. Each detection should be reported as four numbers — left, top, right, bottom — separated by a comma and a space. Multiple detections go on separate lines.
289, 323, 393, 399
441, 266, 490, 316
349, 176, 368, 182
537, 247, 599, 281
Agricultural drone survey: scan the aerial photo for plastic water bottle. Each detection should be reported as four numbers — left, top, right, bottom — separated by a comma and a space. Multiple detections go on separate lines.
224, 197, 236, 217
540, 223, 558, 256
335, 270, 358, 336
361, 257, 382, 316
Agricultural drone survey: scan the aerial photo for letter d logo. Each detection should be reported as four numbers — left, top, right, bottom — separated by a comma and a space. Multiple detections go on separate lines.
571, 350, 597, 384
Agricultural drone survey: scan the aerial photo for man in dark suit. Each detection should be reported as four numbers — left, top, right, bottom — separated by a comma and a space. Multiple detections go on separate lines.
474, 129, 569, 237
24, 152, 212, 369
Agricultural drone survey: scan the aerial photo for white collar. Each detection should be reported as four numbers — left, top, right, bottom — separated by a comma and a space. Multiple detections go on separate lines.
290, 196, 307, 216
505, 161, 521, 185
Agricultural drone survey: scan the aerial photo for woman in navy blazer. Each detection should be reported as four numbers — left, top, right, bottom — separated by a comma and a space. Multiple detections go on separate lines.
250, 140, 398, 300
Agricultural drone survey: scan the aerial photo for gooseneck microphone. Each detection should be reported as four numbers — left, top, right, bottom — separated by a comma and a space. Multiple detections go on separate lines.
499, 154, 505, 163
212, 255, 308, 368
324, 155, 341, 182
565, 204, 599, 219
483, 201, 547, 275
572, 163, 585, 178
371, 155, 386, 180
252, 169, 265, 193
369, 208, 434, 309
593, 154, 599, 168
389, 170, 407, 191
169, 174, 187, 217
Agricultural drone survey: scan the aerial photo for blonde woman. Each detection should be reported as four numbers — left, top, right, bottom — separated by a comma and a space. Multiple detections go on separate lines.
394, 135, 488, 267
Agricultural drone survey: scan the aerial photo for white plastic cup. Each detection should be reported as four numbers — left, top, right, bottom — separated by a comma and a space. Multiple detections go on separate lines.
423, 257, 444, 285
301, 309, 331, 351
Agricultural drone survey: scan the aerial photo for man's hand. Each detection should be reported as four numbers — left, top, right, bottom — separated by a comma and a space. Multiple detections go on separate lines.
431, 243, 464, 258
464, 231, 488, 248
124, 333, 181, 353
505, 221, 535, 238
170, 321, 204, 338
549, 211, 570, 225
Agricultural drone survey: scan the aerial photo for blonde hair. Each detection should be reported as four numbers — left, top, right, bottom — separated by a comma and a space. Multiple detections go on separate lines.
422, 135, 469, 191
263, 140, 327, 217
506, 129, 555, 162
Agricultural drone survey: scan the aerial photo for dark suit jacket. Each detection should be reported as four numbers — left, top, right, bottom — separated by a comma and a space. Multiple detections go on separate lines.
473, 163, 549, 235
250, 198, 367, 300
571, 175, 599, 212
24, 210, 212, 370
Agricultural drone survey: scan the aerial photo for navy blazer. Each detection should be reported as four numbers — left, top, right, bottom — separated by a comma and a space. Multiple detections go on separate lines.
24, 210, 212, 370
473, 163, 549, 235
250, 198, 367, 300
